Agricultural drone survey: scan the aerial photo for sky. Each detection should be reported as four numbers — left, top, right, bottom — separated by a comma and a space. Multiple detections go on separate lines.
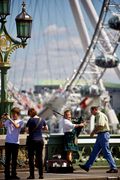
3, 0, 120, 91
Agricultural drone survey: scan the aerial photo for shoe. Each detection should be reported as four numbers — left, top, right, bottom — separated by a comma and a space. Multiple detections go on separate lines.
5, 176, 11, 180
27, 176, 35, 179
10, 176, 20, 179
79, 164, 89, 172
39, 176, 44, 179
106, 169, 118, 173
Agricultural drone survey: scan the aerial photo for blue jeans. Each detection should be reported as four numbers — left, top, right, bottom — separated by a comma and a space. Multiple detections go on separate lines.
85, 132, 117, 169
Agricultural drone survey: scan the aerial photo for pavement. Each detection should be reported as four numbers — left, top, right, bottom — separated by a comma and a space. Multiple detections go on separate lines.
0, 167, 120, 180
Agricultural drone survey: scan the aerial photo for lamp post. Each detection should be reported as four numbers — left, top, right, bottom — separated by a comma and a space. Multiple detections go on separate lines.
0, 0, 32, 116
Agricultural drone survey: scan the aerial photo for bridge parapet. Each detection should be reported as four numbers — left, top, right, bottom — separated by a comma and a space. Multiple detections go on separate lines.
0, 134, 120, 169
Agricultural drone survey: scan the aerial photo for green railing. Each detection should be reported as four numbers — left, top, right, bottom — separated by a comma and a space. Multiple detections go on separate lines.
47, 134, 120, 167
0, 134, 120, 170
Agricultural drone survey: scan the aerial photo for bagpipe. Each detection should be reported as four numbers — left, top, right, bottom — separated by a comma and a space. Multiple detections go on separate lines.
72, 116, 84, 138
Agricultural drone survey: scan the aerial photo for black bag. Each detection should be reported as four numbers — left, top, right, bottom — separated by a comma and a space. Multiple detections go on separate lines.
46, 159, 73, 173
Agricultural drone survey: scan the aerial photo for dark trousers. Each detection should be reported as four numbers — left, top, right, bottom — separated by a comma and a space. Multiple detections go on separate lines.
28, 140, 44, 177
5, 142, 19, 177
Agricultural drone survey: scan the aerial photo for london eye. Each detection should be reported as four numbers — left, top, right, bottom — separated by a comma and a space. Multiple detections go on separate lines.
1, 0, 120, 130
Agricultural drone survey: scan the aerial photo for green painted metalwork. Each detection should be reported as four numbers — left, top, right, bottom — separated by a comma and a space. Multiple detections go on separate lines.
0, 18, 25, 116
0, 1, 32, 117
0, 134, 120, 169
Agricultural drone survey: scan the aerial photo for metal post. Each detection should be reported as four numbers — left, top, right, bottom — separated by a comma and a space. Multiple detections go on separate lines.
0, 19, 22, 116
0, 67, 13, 116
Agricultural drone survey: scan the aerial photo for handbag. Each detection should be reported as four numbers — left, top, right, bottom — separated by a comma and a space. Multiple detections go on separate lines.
26, 117, 41, 147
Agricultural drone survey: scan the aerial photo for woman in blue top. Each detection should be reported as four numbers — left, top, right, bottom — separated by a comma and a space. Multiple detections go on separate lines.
26, 108, 48, 179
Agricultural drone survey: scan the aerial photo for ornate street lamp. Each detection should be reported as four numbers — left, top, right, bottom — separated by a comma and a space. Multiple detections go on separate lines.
16, 1, 32, 46
0, 0, 32, 116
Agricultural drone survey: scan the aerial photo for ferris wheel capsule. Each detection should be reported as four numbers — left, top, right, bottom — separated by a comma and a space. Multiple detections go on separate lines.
80, 85, 101, 97
108, 14, 120, 30
95, 54, 119, 68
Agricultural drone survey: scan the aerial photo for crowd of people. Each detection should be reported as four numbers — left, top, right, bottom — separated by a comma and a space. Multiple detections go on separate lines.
0, 105, 118, 179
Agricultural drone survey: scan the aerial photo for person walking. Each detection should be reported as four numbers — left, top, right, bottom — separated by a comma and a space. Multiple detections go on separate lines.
79, 106, 118, 173
63, 109, 86, 165
0, 107, 24, 180
26, 108, 48, 179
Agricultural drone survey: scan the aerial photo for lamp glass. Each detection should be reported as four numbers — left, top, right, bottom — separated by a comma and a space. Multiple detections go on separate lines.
16, 21, 32, 38
0, 0, 11, 16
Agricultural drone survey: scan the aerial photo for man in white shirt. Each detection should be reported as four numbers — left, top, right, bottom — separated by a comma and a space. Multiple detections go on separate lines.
63, 109, 85, 165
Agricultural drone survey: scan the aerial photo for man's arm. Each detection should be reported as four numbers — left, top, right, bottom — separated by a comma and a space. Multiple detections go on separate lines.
74, 121, 86, 128
90, 125, 104, 137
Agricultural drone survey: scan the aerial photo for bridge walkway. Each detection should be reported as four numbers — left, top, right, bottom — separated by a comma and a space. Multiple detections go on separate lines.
0, 167, 120, 180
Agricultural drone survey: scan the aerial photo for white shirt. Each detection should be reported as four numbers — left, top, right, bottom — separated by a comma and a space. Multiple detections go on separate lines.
63, 118, 75, 133
59, 118, 64, 133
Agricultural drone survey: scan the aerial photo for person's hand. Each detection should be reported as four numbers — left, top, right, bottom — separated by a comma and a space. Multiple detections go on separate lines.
1, 113, 9, 120
90, 131, 94, 137
80, 121, 87, 127
0, 113, 9, 127
80, 121, 86, 127
83, 121, 87, 126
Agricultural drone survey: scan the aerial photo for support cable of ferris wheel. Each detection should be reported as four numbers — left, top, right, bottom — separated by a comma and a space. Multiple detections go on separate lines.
81, 0, 120, 79
79, 1, 120, 82
74, 0, 110, 84
67, 0, 119, 125
67, 0, 120, 90
65, 0, 108, 91
39, 0, 119, 123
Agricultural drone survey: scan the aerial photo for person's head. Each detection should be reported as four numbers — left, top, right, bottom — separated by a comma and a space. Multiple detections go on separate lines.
11, 107, 21, 120
64, 109, 72, 120
90, 106, 99, 115
28, 108, 37, 117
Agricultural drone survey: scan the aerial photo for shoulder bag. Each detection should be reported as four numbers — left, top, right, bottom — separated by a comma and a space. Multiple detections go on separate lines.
26, 117, 41, 147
